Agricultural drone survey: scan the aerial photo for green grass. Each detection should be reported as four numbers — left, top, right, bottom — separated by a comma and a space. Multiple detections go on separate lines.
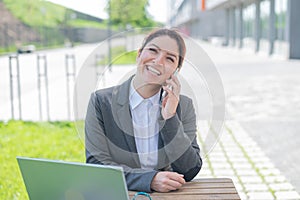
99, 45, 137, 65
0, 120, 85, 200
0, 45, 17, 54
3, 0, 67, 27
2, 0, 117, 29
66, 19, 108, 29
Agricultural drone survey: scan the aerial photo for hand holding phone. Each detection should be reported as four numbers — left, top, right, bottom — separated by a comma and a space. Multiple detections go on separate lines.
161, 69, 180, 120
161, 69, 178, 99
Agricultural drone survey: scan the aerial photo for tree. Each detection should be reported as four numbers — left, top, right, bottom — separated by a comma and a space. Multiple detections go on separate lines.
107, 0, 156, 29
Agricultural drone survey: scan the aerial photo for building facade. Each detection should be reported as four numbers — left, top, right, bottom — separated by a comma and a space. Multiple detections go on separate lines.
169, 0, 300, 59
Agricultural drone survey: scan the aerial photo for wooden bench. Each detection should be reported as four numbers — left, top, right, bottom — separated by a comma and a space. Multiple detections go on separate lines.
129, 178, 241, 200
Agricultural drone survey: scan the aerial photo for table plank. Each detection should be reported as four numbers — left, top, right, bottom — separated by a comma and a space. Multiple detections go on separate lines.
162, 188, 239, 195
128, 178, 241, 200
192, 178, 233, 183
181, 182, 235, 189
129, 194, 241, 200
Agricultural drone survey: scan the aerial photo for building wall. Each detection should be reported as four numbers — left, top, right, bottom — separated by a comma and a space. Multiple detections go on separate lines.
170, 0, 226, 41
170, 0, 299, 59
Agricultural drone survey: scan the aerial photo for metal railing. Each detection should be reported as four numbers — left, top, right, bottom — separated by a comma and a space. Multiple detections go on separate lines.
2, 52, 103, 121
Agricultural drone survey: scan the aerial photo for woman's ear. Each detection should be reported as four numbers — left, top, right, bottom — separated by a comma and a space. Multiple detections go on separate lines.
137, 49, 142, 57
136, 49, 142, 62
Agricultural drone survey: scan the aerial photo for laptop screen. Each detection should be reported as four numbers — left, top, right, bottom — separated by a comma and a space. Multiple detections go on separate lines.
17, 157, 129, 200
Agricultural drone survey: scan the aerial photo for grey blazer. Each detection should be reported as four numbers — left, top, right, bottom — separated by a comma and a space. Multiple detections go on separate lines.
85, 76, 202, 192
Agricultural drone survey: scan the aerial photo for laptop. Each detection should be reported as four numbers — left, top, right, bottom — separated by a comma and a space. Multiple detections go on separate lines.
17, 157, 129, 200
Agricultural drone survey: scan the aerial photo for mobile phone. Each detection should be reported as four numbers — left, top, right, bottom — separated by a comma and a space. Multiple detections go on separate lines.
161, 69, 178, 99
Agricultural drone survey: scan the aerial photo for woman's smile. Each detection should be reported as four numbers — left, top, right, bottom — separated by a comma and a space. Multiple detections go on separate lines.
146, 65, 162, 76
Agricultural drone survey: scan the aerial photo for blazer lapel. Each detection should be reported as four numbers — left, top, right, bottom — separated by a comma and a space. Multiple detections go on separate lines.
112, 76, 140, 166
157, 101, 182, 170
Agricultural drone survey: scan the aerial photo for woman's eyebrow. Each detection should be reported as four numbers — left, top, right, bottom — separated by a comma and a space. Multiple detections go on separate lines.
149, 43, 178, 59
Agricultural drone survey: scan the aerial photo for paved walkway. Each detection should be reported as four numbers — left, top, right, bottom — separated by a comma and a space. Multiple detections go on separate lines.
194, 41, 300, 199
197, 120, 300, 200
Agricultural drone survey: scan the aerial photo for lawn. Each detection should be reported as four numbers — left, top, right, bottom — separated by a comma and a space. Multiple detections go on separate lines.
0, 120, 85, 200
99, 45, 137, 65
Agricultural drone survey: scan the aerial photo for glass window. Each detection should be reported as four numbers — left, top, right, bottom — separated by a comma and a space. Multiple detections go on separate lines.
235, 8, 240, 39
275, 0, 287, 41
243, 4, 255, 38
260, 0, 270, 39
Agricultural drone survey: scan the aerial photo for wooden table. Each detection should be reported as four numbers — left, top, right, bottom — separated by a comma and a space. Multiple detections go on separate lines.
129, 178, 241, 200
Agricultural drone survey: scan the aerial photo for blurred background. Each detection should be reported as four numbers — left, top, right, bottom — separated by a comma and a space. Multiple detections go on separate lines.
1, 0, 300, 199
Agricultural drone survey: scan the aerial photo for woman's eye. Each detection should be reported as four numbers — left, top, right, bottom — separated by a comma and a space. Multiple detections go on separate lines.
167, 57, 175, 63
149, 48, 158, 53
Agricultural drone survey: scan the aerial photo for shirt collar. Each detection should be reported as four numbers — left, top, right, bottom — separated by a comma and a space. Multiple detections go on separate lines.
129, 79, 161, 110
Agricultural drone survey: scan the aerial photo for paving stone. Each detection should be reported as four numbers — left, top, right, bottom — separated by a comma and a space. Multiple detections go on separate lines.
255, 162, 276, 170
196, 174, 213, 179
209, 144, 223, 151
209, 156, 227, 163
260, 168, 281, 176
240, 176, 263, 184
246, 150, 268, 157
237, 191, 248, 200
223, 146, 241, 152
244, 183, 269, 192
232, 162, 253, 169
236, 169, 258, 176
208, 151, 225, 157
210, 162, 232, 169
244, 150, 262, 157
243, 148, 263, 155
234, 183, 244, 192
240, 145, 259, 152
221, 141, 237, 147
229, 156, 249, 163
250, 156, 272, 163
213, 168, 235, 176
275, 191, 300, 200
265, 175, 287, 183
201, 162, 210, 168
247, 192, 274, 200
199, 169, 212, 176
236, 135, 256, 141
206, 151, 223, 157
235, 138, 256, 145
270, 182, 295, 191
200, 164, 211, 170
231, 177, 241, 186
238, 138, 257, 144
226, 151, 245, 157
220, 136, 235, 141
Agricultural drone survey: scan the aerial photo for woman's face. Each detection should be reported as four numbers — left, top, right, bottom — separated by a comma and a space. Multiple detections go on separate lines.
135, 35, 180, 88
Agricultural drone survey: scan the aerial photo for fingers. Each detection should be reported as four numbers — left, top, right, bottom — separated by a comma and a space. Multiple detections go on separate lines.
171, 74, 181, 90
151, 172, 186, 193
161, 75, 181, 120
165, 175, 185, 191
170, 173, 186, 185
163, 172, 185, 191
165, 75, 181, 97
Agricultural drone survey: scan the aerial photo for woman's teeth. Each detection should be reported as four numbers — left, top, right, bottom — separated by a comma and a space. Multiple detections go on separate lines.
147, 66, 161, 75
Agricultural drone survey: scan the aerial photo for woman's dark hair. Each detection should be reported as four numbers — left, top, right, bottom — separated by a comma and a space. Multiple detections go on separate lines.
139, 28, 186, 69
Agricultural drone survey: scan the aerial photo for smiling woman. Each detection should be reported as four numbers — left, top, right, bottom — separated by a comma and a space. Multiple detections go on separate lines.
84, 28, 202, 193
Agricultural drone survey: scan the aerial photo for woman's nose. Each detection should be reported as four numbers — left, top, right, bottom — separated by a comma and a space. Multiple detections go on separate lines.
153, 53, 164, 66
